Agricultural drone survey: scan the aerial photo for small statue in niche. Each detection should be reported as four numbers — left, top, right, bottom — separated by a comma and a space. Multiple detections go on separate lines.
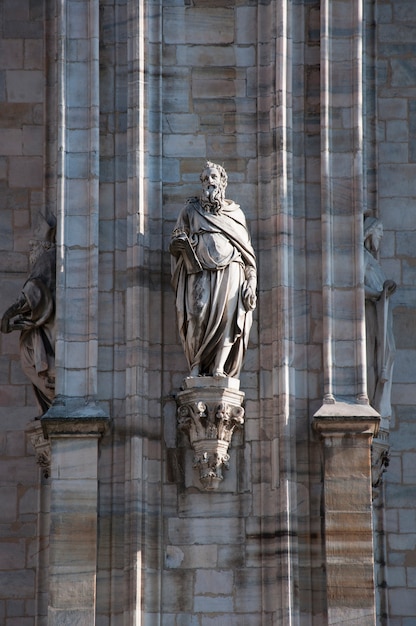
364, 216, 396, 420
1, 212, 56, 415
170, 161, 257, 379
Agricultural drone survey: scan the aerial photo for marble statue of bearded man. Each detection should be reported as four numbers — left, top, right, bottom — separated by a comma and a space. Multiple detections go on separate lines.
1, 212, 56, 415
170, 161, 257, 379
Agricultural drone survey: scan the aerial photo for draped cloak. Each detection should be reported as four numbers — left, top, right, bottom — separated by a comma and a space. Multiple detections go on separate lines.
364, 247, 395, 421
171, 198, 256, 377
20, 246, 56, 413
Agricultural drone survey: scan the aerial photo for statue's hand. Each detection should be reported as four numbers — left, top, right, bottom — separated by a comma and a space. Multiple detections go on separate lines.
383, 279, 397, 296
1, 315, 11, 333
10, 317, 35, 330
169, 235, 187, 257
242, 279, 257, 312
1, 295, 29, 332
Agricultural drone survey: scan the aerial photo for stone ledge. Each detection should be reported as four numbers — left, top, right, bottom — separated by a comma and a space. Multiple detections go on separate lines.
41, 398, 110, 438
181, 375, 241, 391
313, 400, 380, 437
177, 377, 245, 407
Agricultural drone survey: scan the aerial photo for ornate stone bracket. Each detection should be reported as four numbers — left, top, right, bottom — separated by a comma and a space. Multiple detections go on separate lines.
26, 420, 51, 478
175, 377, 245, 490
371, 428, 390, 499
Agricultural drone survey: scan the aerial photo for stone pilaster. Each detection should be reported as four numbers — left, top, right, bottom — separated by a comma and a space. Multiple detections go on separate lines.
314, 404, 379, 626
175, 377, 244, 490
317, 0, 379, 618
43, 0, 108, 622
54, 0, 100, 402
320, 0, 368, 404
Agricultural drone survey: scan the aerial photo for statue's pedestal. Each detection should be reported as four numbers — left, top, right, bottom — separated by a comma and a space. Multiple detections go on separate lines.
175, 377, 245, 490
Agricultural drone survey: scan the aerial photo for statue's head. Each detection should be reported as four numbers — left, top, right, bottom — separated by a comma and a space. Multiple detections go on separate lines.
364, 216, 383, 253
32, 211, 56, 243
200, 161, 228, 212
29, 212, 57, 265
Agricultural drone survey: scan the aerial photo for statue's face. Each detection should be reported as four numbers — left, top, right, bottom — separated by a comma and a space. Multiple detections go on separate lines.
200, 166, 224, 209
201, 166, 220, 191
371, 224, 383, 251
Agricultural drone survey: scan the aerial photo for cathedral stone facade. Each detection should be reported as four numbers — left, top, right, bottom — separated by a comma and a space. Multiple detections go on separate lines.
0, 0, 416, 624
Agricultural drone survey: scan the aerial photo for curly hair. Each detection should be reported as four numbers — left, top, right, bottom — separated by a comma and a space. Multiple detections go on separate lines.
200, 161, 228, 190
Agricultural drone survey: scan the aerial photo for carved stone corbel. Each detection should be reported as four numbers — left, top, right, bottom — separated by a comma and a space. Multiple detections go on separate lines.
371, 429, 390, 499
176, 377, 245, 490
26, 420, 51, 478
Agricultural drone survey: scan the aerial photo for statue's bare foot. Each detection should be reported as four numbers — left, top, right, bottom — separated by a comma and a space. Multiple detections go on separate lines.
213, 370, 227, 379
189, 366, 200, 377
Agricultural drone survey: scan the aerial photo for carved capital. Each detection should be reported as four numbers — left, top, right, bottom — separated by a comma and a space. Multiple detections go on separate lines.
177, 400, 244, 443
175, 378, 245, 490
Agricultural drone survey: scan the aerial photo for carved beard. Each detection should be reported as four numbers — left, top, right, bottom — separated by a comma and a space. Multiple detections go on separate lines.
200, 185, 224, 213
29, 241, 53, 267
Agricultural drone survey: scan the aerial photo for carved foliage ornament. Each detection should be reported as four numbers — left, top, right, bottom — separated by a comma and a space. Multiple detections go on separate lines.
177, 399, 244, 490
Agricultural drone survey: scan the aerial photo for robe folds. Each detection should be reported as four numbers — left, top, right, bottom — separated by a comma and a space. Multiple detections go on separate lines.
171, 197, 256, 377
364, 248, 395, 420
20, 246, 56, 413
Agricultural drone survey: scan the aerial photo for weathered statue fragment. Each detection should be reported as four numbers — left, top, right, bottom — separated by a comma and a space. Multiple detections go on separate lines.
170, 161, 257, 379
364, 216, 396, 421
1, 212, 56, 415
